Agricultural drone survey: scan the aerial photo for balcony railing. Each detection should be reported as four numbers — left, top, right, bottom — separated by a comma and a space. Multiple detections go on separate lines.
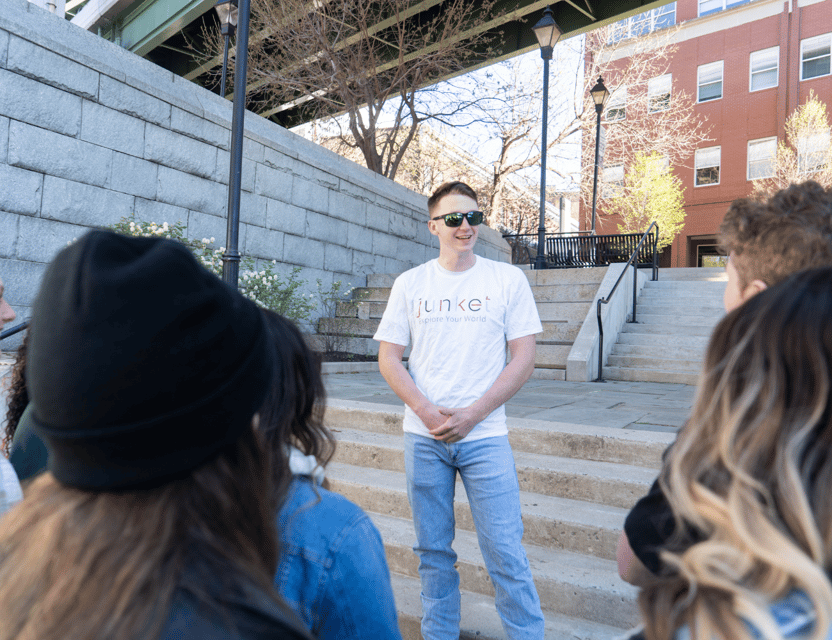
502, 231, 658, 273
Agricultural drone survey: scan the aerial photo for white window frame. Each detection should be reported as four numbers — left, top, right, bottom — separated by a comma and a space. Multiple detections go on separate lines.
747, 137, 777, 180
602, 165, 625, 198
697, 61, 723, 103
695, 146, 721, 186
611, 3, 676, 41
648, 74, 672, 113
698, 0, 751, 17
797, 130, 830, 173
801, 33, 832, 81
605, 85, 627, 121
749, 47, 779, 92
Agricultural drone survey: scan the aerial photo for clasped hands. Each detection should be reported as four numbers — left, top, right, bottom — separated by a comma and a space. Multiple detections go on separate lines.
419, 404, 482, 443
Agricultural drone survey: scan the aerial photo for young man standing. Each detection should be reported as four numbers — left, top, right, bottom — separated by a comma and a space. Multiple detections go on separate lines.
617, 180, 832, 586
374, 182, 545, 639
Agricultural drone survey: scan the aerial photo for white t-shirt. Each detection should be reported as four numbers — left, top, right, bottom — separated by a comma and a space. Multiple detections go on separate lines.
373, 256, 542, 441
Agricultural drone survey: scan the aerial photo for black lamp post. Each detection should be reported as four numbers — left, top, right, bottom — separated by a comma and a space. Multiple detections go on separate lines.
531, 6, 562, 269
220, 0, 251, 288
589, 76, 609, 235
214, 0, 238, 98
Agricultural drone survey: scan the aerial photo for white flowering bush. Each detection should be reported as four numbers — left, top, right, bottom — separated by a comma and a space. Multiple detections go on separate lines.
110, 216, 316, 325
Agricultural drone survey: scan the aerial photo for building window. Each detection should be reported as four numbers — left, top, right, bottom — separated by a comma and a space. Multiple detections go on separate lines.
802, 34, 831, 80
605, 86, 626, 121
750, 47, 779, 91
648, 74, 671, 113
610, 3, 676, 42
747, 138, 777, 180
602, 165, 624, 197
797, 130, 830, 173
699, 0, 751, 17
695, 146, 720, 186
697, 61, 723, 102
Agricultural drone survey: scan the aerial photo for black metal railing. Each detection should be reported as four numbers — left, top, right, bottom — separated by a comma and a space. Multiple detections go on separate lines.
595, 222, 659, 382
502, 230, 657, 270
0, 321, 28, 342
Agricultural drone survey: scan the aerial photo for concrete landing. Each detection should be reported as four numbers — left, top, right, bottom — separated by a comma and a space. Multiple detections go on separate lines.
324, 371, 695, 434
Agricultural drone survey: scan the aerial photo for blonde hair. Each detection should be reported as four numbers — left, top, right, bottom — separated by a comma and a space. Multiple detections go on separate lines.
640, 267, 832, 640
0, 427, 279, 640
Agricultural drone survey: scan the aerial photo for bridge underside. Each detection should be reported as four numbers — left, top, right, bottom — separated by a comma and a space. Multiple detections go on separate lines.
79, 0, 671, 127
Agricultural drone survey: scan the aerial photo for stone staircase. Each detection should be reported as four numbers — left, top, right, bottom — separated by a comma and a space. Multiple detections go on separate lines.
317, 268, 608, 380
324, 399, 675, 639
602, 268, 727, 385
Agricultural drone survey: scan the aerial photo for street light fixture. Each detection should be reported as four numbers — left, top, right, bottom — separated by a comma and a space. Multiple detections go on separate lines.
219, 0, 251, 289
532, 6, 562, 270
589, 76, 609, 235
214, 0, 238, 98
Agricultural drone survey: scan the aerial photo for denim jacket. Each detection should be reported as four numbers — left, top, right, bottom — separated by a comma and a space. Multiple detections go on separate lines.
619, 590, 830, 640
275, 476, 402, 640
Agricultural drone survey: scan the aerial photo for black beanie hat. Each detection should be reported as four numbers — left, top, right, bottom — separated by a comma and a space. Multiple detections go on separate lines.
25, 230, 274, 490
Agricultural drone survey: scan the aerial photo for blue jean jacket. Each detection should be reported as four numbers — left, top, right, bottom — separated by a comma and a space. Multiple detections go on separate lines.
275, 476, 402, 640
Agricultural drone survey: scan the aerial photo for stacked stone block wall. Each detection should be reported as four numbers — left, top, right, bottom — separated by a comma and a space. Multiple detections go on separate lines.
0, 0, 509, 349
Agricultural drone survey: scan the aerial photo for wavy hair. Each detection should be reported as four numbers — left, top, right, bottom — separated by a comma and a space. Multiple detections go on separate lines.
2, 334, 28, 457
640, 267, 832, 640
0, 426, 280, 640
257, 310, 336, 496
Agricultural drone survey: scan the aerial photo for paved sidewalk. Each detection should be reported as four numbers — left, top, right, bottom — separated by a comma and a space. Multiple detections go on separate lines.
324, 371, 695, 433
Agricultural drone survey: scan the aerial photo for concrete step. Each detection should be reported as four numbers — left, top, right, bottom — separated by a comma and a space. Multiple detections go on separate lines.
531, 367, 567, 380
601, 366, 699, 385
620, 322, 715, 337
631, 313, 721, 328
326, 461, 628, 559
391, 573, 629, 640
615, 332, 710, 349
537, 302, 592, 322
606, 354, 702, 373
611, 343, 707, 361
375, 513, 639, 629
540, 322, 582, 343
634, 303, 722, 317
536, 344, 571, 368
336, 300, 387, 319
638, 288, 725, 301
351, 287, 391, 302
657, 267, 727, 281
525, 268, 608, 285
324, 400, 674, 467
529, 283, 600, 302
331, 428, 656, 508
643, 280, 726, 292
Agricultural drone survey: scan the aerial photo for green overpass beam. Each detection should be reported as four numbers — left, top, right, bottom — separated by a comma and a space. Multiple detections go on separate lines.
119, 0, 214, 56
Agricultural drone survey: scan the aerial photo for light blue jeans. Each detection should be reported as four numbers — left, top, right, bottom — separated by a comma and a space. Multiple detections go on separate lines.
404, 433, 544, 640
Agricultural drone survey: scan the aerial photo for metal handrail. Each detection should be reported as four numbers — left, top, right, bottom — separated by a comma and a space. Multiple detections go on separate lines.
0, 321, 28, 342
595, 222, 659, 382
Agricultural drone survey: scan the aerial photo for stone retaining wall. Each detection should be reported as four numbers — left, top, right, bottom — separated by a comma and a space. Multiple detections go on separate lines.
0, 0, 509, 349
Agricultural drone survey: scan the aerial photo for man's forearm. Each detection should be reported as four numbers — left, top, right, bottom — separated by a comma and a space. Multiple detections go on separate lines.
466, 335, 536, 423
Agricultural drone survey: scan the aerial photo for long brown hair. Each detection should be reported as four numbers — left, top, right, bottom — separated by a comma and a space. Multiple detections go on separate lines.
639, 267, 832, 640
0, 426, 278, 640
2, 334, 28, 457
257, 310, 335, 495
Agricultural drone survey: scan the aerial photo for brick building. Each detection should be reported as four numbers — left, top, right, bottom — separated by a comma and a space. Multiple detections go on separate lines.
588, 0, 832, 267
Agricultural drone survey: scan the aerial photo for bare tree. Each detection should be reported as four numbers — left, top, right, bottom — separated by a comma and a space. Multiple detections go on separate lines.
429, 21, 709, 235
209, 0, 500, 181
581, 22, 711, 230
750, 90, 832, 197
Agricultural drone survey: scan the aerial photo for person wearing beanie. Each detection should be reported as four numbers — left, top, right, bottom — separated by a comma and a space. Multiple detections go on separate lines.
0, 230, 314, 640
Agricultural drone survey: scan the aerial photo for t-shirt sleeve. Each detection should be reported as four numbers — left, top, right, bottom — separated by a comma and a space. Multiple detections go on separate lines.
373, 275, 410, 347
623, 477, 675, 575
504, 268, 543, 341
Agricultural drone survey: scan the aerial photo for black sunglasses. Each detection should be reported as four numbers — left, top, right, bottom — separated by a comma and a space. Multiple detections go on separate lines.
430, 211, 484, 227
